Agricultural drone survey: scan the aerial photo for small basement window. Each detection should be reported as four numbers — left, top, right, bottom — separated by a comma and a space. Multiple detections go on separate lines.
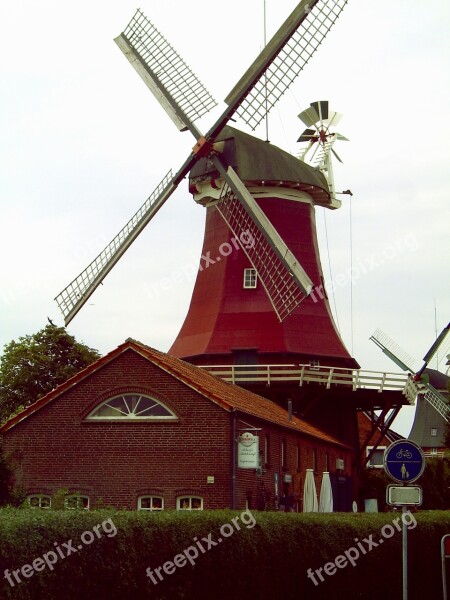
177, 496, 203, 510
28, 494, 51, 509
65, 495, 90, 510
87, 393, 177, 421
138, 496, 164, 511
243, 268, 257, 289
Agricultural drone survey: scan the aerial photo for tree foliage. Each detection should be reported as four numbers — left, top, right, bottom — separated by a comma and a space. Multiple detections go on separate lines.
0, 325, 100, 424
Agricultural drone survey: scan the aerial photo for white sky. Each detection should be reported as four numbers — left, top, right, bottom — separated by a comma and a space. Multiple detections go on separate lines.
1, 0, 449, 437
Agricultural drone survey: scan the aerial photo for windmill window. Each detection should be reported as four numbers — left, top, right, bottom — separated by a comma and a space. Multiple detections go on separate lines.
65, 495, 89, 510
86, 394, 177, 421
177, 496, 203, 510
28, 494, 51, 509
431, 428, 438, 437
243, 268, 257, 289
138, 496, 164, 511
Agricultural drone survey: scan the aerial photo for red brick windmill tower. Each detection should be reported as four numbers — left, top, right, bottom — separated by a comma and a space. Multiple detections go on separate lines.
55, 1, 369, 449
170, 110, 358, 372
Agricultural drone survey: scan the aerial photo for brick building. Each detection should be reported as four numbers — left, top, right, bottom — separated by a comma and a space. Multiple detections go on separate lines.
0, 339, 353, 511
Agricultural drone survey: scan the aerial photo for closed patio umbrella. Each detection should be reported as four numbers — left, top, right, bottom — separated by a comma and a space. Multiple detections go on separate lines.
319, 471, 333, 513
303, 468, 318, 512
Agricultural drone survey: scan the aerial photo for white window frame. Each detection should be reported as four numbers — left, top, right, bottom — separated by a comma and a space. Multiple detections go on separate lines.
431, 428, 438, 437
28, 494, 51, 509
138, 496, 164, 511
86, 393, 177, 422
65, 495, 90, 510
177, 496, 203, 510
366, 446, 386, 468
243, 268, 257, 289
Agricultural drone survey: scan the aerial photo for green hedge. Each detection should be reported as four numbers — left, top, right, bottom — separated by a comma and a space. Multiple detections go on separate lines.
0, 509, 449, 600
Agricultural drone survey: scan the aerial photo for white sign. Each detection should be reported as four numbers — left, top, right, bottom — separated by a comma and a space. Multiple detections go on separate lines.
386, 484, 422, 506
238, 433, 259, 469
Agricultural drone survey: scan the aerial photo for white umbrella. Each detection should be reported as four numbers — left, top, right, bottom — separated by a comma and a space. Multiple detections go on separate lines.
303, 468, 318, 512
319, 471, 334, 513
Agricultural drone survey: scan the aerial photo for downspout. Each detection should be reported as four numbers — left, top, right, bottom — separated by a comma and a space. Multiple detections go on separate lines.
231, 409, 237, 509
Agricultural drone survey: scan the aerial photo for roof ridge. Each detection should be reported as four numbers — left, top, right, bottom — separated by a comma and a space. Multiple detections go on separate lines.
1, 338, 350, 448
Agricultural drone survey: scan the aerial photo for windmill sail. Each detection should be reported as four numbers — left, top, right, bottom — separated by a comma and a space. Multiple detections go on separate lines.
115, 9, 217, 132
215, 169, 313, 321
55, 171, 174, 325
55, 0, 350, 325
225, 0, 348, 130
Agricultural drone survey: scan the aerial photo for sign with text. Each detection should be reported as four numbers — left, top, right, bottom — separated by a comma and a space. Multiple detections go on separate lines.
238, 432, 259, 469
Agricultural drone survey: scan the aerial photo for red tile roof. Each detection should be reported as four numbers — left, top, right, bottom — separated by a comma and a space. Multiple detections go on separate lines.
0, 339, 349, 448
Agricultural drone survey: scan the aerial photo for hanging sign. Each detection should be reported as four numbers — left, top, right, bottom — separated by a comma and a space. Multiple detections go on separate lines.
238, 432, 259, 468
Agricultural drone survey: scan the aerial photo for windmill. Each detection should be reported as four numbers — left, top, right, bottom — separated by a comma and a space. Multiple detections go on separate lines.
370, 323, 450, 452
55, 0, 351, 336
297, 100, 349, 199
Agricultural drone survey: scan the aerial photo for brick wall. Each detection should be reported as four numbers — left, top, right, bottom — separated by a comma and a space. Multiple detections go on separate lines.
2, 349, 232, 510
2, 348, 353, 511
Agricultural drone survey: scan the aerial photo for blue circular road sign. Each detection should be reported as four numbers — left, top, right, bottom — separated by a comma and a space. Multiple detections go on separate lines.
383, 439, 425, 484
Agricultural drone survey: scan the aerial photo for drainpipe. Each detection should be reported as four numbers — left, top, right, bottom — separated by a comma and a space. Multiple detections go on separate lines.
231, 409, 237, 509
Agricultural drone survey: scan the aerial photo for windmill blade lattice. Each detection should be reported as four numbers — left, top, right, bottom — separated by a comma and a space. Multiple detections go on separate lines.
370, 329, 417, 372
55, 171, 174, 325
226, 0, 348, 130
215, 170, 312, 322
115, 9, 217, 132
371, 328, 450, 422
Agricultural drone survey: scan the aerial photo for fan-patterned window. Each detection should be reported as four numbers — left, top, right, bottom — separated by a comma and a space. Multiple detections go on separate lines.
87, 394, 177, 421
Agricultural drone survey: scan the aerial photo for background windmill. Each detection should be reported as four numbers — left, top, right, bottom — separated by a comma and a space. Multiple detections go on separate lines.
370, 324, 450, 454
55, 0, 349, 327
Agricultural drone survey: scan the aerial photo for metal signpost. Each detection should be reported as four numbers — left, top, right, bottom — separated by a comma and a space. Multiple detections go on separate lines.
443, 535, 450, 600
384, 439, 425, 600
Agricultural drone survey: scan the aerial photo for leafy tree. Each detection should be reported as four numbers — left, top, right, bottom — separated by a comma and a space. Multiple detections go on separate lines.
420, 455, 450, 510
0, 325, 100, 424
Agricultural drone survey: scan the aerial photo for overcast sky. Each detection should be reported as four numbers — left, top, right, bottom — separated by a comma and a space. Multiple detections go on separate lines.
1, 0, 449, 436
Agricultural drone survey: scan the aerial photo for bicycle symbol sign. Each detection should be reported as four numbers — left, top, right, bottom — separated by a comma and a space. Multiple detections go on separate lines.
384, 440, 425, 484
396, 449, 412, 460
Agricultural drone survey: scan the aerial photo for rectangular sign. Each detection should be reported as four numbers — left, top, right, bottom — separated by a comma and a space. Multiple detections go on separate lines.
386, 484, 422, 506
238, 433, 259, 469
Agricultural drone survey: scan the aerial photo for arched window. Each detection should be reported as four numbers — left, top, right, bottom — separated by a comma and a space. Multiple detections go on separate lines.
86, 393, 177, 421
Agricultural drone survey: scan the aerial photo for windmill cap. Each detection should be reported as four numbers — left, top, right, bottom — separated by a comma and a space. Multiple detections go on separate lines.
189, 126, 333, 207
